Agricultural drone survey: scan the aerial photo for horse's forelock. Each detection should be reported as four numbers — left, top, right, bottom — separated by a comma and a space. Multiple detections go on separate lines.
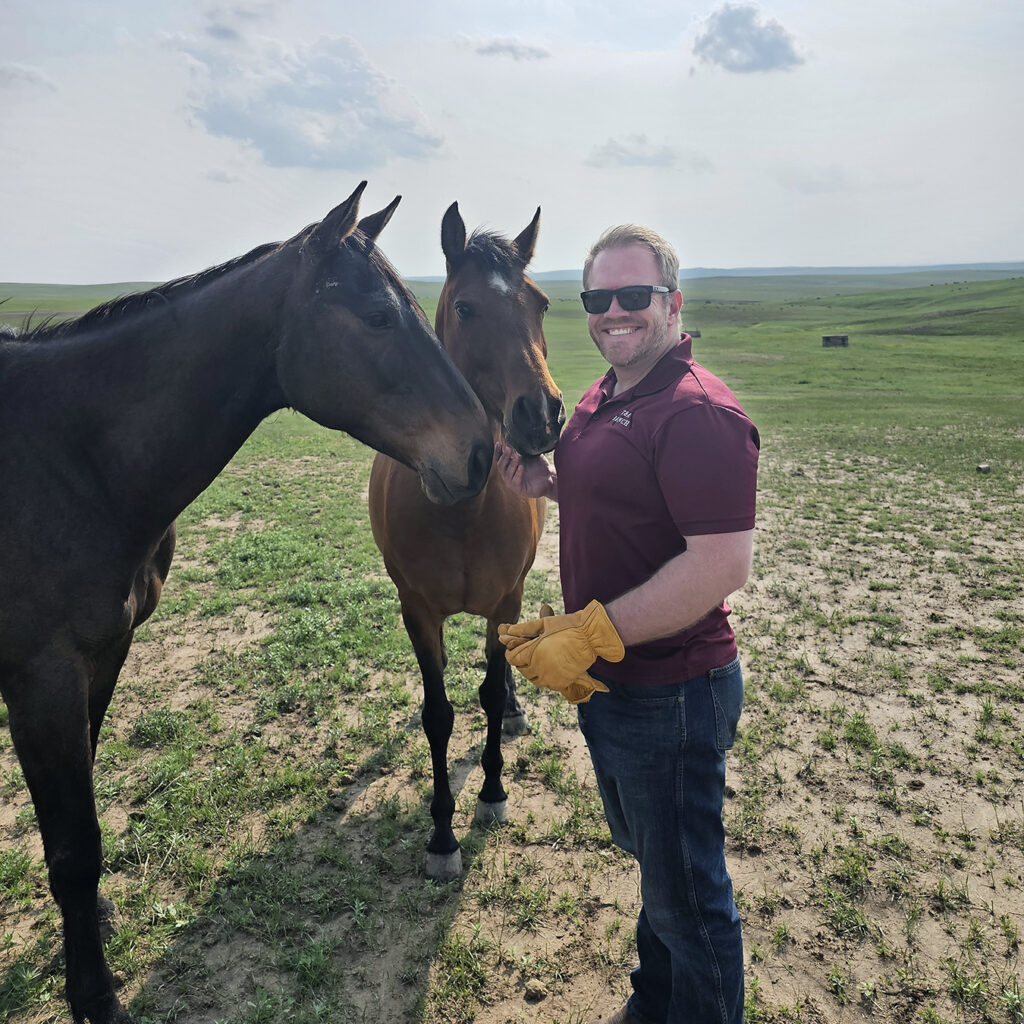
464, 231, 523, 274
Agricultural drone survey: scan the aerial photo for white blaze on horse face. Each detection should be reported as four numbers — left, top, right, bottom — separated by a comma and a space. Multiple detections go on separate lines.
489, 272, 512, 295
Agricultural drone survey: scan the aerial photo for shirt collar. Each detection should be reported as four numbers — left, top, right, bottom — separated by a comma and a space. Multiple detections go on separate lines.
598, 335, 695, 402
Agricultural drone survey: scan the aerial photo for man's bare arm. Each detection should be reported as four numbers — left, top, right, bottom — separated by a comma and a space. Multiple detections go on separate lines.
605, 530, 754, 646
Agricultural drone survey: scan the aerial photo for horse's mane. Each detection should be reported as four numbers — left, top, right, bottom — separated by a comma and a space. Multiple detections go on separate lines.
7, 224, 424, 344
11, 240, 285, 344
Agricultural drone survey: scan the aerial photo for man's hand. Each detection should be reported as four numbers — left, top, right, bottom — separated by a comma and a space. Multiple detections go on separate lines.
494, 442, 558, 501
498, 601, 624, 704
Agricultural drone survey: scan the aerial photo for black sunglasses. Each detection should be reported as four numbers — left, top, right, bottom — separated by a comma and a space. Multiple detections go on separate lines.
580, 284, 672, 314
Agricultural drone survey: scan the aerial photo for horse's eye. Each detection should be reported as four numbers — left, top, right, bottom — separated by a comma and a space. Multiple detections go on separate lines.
365, 311, 391, 330
541, 302, 550, 315
454, 301, 473, 321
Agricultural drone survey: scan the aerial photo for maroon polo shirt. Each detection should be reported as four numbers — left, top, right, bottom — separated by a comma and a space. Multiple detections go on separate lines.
555, 336, 760, 685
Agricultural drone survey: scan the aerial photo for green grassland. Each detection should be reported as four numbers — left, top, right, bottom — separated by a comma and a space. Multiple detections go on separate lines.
0, 283, 160, 322
1, 272, 1022, 1024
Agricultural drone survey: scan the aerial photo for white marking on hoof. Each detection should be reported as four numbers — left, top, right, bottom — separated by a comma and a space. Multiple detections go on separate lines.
502, 711, 530, 736
475, 798, 509, 825
426, 848, 462, 881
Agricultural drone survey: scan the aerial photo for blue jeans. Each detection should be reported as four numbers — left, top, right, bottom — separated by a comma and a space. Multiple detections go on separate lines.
578, 657, 745, 1024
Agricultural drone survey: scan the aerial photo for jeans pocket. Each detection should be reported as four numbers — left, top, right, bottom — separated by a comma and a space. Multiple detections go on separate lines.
710, 657, 744, 751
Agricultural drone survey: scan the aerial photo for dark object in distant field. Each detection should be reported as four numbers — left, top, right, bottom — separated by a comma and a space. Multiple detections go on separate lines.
822, 334, 850, 347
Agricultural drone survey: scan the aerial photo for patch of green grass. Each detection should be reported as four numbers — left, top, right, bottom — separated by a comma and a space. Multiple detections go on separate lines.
843, 712, 879, 752
428, 928, 491, 1023
0, 849, 38, 904
129, 707, 195, 748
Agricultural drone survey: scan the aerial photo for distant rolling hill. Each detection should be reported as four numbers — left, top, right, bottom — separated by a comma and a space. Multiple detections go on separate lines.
524, 261, 1024, 283
3, 262, 1023, 327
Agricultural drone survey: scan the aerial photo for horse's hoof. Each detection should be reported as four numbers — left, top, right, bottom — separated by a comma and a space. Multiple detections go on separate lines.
72, 993, 136, 1024
475, 798, 508, 825
502, 710, 530, 736
426, 848, 462, 881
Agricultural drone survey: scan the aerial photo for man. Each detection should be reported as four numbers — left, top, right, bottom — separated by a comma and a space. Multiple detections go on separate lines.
496, 224, 759, 1024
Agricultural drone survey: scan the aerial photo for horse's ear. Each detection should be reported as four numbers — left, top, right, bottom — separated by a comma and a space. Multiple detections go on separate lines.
358, 195, 401, 242
308, 180, 368, 254
512, 207, 541, 266
441, 202, 467, 266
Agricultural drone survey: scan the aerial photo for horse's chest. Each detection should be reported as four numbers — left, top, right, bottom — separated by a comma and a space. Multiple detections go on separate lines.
390, 493, 536, 616
457, 553, 526, 613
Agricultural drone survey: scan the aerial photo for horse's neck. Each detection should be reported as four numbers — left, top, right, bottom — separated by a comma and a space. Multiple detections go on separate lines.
435, 313, 501, 436
34, 269, 284, 539
448, 357, 502, 439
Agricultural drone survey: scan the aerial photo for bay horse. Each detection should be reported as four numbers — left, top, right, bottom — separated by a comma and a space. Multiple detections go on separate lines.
369, 203, 564, 879
0, 181, 492, 1024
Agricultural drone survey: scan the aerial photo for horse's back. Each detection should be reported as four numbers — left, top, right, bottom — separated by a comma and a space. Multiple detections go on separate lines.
369, 451, 540, 621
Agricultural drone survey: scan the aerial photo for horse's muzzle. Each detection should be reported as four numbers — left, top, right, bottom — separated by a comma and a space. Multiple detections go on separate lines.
507, 393, 565, 456
419, 438, 492, 505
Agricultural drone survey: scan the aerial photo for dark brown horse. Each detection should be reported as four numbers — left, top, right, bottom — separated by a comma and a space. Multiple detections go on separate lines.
0, 182, 492, 1024
369, 203, 564, 879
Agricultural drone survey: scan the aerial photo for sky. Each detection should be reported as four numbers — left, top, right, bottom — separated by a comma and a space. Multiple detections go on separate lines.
2, 0, 1022, 284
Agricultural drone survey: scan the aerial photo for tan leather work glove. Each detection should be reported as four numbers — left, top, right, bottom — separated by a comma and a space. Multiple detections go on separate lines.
498, 600, 624, 704
500, 602, 556, 652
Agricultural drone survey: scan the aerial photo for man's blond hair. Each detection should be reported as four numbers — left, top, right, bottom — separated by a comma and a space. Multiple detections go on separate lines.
582, 225, 680, 290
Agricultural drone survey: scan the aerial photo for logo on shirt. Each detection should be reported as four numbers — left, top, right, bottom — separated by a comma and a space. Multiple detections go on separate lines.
611, 408, 633, 429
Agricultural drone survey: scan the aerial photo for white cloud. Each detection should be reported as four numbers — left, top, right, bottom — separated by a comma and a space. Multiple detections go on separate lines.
0, 62, 59, 92
474, 38, 550, 61
204, 167, 242, 184
585, 134, 678, 169
775, 163, 851, 195
173, 30, 444, 170
201, 2, 278, 42
682, 151, 716, 174
693, 4, 803, 73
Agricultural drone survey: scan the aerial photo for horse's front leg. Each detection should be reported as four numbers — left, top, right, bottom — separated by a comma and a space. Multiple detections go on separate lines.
401, 599, 461, 880
88, 633, 133, 759
494, 586, 529, 735
87, 632, 135, 942
476, 621, 513, 825
501, 659, 529, 736
3, 651, 134, 1024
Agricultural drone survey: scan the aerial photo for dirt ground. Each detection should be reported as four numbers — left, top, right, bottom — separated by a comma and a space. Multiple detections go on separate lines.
2, 454, 1022, 1024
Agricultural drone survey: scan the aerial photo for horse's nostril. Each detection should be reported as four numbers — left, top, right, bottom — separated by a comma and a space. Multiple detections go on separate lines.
468, 439, 492, 492
510, 394, 564, 451
551, 395, 566, 429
